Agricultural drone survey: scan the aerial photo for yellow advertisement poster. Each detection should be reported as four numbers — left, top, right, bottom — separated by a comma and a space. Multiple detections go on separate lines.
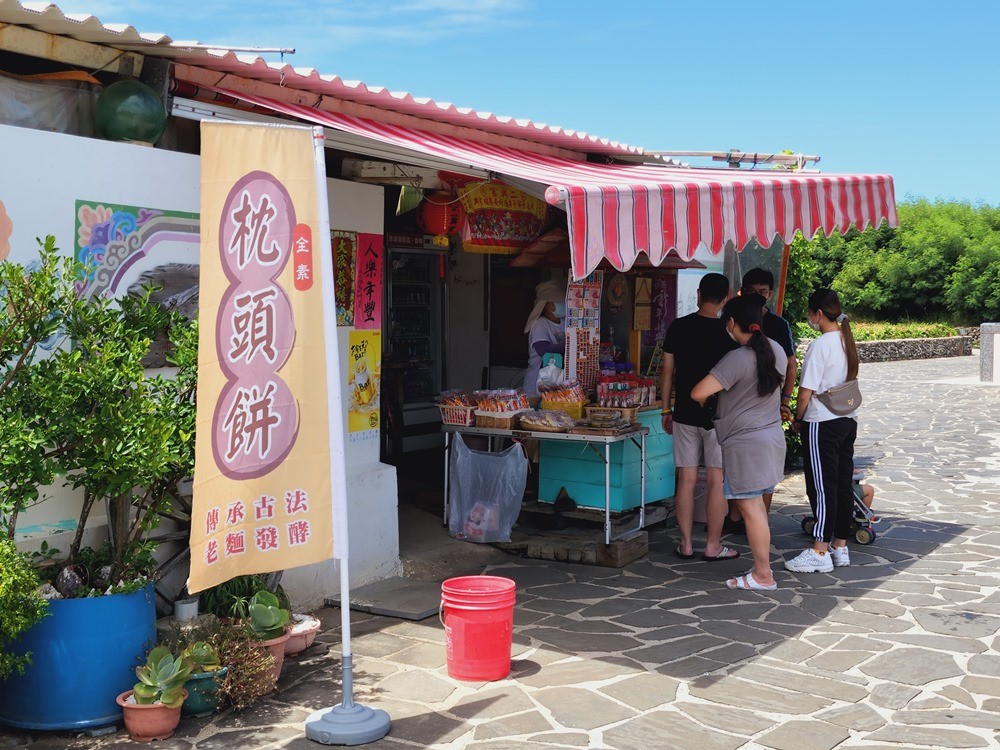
347, 330, 381, 437
189, 122, 335, 593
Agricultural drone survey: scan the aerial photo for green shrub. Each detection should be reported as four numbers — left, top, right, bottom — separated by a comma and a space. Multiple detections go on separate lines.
0, 539, 48, 679
793, 321, 957, 343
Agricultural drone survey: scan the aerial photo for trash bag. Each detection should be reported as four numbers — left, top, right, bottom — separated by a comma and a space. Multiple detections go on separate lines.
537, 360, 565, 389
449, 434, 527, 543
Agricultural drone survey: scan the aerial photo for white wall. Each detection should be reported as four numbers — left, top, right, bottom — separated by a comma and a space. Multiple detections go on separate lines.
1, 124, 199, 552
280, 178, 401, 610
1, 125, 400, 608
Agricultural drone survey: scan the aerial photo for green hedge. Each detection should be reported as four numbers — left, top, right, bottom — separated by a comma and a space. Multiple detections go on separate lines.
793, 321, 958, 343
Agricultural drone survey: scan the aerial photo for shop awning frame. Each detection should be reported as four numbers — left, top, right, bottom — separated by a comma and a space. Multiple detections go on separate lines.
184, 83, 898, 280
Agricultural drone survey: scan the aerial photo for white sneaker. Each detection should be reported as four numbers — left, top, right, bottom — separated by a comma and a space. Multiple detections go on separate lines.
784, 548, 834, 573
830, 546, 851, 567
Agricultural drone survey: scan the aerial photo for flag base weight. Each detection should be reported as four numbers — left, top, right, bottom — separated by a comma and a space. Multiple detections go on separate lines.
305, 704, 390, 746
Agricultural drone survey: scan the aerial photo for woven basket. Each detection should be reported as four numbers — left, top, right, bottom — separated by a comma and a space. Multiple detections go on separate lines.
438, 404, 476, 426
474, 410, 524, 430
541, 400, 585, 420
585, 405, 639, 424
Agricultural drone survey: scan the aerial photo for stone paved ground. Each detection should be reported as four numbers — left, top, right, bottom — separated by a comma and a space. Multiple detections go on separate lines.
7, 355, 1000, 750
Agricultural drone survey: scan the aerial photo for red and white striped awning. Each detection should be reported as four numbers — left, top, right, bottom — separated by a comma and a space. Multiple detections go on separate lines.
199, 85, 898, 280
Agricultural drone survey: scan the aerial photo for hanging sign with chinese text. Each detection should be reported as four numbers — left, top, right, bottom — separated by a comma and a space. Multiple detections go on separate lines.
457, 182, 548, 255
333, 229, 356, 326
353, 233, 383, 330
190, 122, 335, 593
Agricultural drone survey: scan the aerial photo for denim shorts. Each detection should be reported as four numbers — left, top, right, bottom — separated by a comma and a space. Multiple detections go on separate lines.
724, 474, 775, 500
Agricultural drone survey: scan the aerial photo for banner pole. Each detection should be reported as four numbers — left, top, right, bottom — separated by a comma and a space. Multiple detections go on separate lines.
305, 127, 390, 745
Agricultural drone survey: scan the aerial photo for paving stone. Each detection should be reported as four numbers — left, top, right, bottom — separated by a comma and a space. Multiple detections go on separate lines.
654, 655, 727, 679
351, 631, 419, 658
521, 627, 643, 653
912, 608, 1000, 638
860, 648, 963, 685
850, 598, 908, 618
757, 718, 850, 750
806, 634, 845, 649
613, 608, 698, 628
529, 582, 627, 601
602, 709, 744, 750
704, 641, 761, 664
827, 608, 915, 633
687, 676, 830, 714
897, 707, 1000, 729
867, 632, 988, 653
673, 701, 777, 736
471, 709, 552, 740
870, 682, 921, 709
818, 702, 887, 731
448, 687, 535, 720
729, 663, 869, 702
968, 654, 1000, 677
631, 624, 702, 642
906, 696, 952, 709
697, 620, 785, 646
387, 641, 447, 669
625, 634, 727, 665
937, 684, 978, 708
866, 725, 989, 748
807, 650, 873, 672
526, 731, 591, 746
961, 675, 1000, 697
516, 657, 640, 687
377, 669, 456, 703
532, 687, 636, 730
598, 672, 679, 710
984, 699, 1000, 713
762, 639, 822, 663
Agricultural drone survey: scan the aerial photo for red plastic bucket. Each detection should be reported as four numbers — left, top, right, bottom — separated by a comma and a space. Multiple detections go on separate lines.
440, 575, 516, 681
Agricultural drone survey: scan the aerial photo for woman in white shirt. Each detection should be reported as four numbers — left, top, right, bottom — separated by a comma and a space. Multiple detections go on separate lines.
522, 280, 567, 398
784, 289, 860, 574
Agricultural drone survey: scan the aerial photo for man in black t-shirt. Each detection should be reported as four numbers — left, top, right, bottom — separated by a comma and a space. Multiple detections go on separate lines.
660, 273, 739, 561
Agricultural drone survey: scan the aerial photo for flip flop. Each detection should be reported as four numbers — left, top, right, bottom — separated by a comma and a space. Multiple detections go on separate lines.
725, 572, 777, 591
674, 546, 696, 560
702, 546, 740, 562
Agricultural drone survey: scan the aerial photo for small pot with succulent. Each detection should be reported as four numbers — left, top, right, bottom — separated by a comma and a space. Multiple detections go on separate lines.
116, 646, 192, 741
180, 641, 228, 718
247, 590, 290, 685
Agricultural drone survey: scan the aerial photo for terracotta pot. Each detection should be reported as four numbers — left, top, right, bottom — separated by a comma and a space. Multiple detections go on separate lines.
252, 630, 291, 686
284, 614, 321, 657
116, 689, 187, 742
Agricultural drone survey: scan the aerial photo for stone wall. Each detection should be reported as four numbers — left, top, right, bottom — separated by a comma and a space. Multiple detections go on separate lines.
855, 337, 973, 363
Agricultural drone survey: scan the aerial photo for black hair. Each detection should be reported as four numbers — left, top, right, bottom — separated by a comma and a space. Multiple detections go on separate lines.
721, 294, 782, 397
698, 272, 730, 304
741, 267, 775, 291
808, 288, 859, 380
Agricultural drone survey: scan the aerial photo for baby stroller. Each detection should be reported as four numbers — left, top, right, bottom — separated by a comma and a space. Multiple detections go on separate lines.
800, 471, 880, 545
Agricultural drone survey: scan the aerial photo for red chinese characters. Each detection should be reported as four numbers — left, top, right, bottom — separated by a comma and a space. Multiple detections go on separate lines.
287, 520, 311, 546
225, 531, 247, 556
292, 223, 313, 291
255, 525, 279, 552
284, 489, 309, 515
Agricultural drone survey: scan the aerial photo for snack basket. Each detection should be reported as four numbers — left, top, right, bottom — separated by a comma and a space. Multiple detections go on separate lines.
585, 405, 639, 424
438, 404, 476, 426
541, 400, 586, 420
474, 410, 525, 430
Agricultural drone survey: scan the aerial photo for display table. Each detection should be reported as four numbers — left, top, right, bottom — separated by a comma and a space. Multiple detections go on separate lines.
442, 424, 650, 545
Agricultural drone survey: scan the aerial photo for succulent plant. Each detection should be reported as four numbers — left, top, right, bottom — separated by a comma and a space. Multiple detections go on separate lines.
248, 590, 289, 641
180, 641, 222, 674
133, 646, 192, 708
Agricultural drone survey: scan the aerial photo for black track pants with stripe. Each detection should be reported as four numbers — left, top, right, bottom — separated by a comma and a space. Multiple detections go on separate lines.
801, 417, 857, 544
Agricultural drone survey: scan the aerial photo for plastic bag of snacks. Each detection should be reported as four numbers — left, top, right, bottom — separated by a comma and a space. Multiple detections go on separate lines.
538, 380, 586, 403
437, 389, 475, 407
473, 388, 530, 413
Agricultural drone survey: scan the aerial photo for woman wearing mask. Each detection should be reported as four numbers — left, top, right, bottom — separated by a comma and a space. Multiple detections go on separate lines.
522, 280, 567, 399
785, 289, 860, 573
691, 294, 786, 590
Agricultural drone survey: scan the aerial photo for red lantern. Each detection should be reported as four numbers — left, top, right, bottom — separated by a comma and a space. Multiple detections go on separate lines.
417, 191, 466, 240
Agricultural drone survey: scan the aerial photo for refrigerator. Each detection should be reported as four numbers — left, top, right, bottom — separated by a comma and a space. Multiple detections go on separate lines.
384, 245, 447, 455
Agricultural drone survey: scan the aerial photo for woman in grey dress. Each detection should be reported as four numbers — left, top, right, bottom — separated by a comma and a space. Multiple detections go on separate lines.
691, 294, 786, 590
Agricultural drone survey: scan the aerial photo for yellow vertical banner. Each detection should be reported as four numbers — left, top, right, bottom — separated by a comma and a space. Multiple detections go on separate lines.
189, 122, 334, 593
347, 330, 381, 437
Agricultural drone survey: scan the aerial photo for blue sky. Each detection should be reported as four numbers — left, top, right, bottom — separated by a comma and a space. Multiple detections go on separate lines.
57, 0, 999, 204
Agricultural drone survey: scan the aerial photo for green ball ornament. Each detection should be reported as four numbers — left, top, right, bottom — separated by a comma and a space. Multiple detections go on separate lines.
95, 80, 167, 144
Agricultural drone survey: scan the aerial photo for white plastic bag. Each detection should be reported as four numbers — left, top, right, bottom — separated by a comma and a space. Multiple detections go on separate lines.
537, 361, 565, 389
449, 434, 526, 543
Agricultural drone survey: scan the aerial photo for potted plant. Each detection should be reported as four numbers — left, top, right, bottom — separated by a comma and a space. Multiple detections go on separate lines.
247, 590, 290, 685
179, 641, 228, 718
0, 237, 199, 730
117, 645, 191, 741
284, 613, 322, 657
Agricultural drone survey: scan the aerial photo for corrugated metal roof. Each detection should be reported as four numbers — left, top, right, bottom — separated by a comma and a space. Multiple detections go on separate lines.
0, 0, 647, 157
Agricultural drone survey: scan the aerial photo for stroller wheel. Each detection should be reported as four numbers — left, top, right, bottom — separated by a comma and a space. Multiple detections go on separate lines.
855, 527, 876, 545
801, 517, 816, 536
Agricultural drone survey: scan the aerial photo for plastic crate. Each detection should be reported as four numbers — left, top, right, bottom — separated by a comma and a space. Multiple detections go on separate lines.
438, 404, 476, 426
541, 400, 585, 420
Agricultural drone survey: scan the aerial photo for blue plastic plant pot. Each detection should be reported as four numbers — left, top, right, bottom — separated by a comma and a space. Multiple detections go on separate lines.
0, 583, 156, 730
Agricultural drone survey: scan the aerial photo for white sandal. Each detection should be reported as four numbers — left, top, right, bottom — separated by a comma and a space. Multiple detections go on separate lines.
726, 572, 777, 591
